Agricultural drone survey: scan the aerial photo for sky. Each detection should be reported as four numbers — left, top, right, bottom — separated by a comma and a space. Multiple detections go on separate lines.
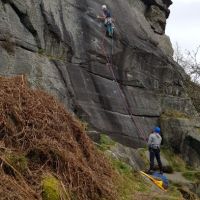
166, 0, 200, 60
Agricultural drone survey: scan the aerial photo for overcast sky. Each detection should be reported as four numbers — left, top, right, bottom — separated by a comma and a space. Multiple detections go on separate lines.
166, 0, 200, 60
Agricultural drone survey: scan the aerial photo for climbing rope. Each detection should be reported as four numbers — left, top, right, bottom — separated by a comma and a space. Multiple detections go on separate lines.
101, 30, 112, 64
100, 29, 147, 142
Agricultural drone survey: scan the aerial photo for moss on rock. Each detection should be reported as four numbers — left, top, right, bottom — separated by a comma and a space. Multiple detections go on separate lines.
42, 175, 61, 200
99, 134, 116, 151
161, 109, 189, 119
6, 153, 28, 172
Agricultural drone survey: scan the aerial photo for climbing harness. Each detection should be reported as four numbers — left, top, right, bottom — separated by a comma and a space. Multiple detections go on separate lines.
104, 17, 112, 25
104, 16, 114, 38
100, 30, 146, 142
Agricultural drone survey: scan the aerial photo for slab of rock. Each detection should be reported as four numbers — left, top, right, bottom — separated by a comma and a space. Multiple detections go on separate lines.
161, 116, 200, 168
108, 143, 146, 171
0, 0, 198, 150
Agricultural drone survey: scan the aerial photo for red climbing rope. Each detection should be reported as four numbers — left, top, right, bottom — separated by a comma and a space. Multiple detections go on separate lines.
100, 31, 147, 142
101, 30, 112, 64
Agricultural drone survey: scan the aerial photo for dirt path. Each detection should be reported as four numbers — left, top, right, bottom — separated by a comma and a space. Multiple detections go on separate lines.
132, 191, 184, 200
166, 172, 191, 184
134, 172, 190, 200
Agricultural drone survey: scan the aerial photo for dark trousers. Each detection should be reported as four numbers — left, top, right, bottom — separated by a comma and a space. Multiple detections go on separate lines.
149, 147, 163, 172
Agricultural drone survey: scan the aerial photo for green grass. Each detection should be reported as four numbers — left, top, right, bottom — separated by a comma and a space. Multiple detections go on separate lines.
111, 158, 151, 200
166, 185, 184, 200
161, 148, 186, 172
98, 138, 152, 199
182, 171, 200, 182
98, 139, 185, 199
138, 148, 149, 167
112, 159, 133, 175
98, 134, 116, 151
110, 157, 183, 200
38, 48, 45, 55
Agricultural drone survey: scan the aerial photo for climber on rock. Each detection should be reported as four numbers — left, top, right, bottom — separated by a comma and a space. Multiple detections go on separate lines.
97, 5, 114, 37
147, 127, 163, 175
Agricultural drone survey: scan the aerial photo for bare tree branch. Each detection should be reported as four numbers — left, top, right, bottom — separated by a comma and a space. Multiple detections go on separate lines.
174, 43, 200, 83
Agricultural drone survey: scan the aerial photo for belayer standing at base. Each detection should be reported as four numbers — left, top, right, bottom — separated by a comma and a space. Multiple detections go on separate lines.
97, 5, 114, 37
147, 127, 163, 174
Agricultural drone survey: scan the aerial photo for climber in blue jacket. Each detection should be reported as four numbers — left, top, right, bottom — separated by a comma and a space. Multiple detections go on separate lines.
97, 5, 114, 37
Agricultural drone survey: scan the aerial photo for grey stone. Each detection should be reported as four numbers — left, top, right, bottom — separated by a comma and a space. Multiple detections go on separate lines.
161, 117, 200, 168
146, 5, 166, 34
157, 34, 174, 57
0, 0, 199, 156
109, 143, 146, 171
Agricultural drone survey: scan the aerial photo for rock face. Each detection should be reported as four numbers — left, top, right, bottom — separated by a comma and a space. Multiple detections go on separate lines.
0, 0, 199, 153
160, 115, 200, 168
108, 143, 146, 171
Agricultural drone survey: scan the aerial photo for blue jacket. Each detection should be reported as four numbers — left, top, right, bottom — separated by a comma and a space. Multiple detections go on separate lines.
103, 9, 111, 18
